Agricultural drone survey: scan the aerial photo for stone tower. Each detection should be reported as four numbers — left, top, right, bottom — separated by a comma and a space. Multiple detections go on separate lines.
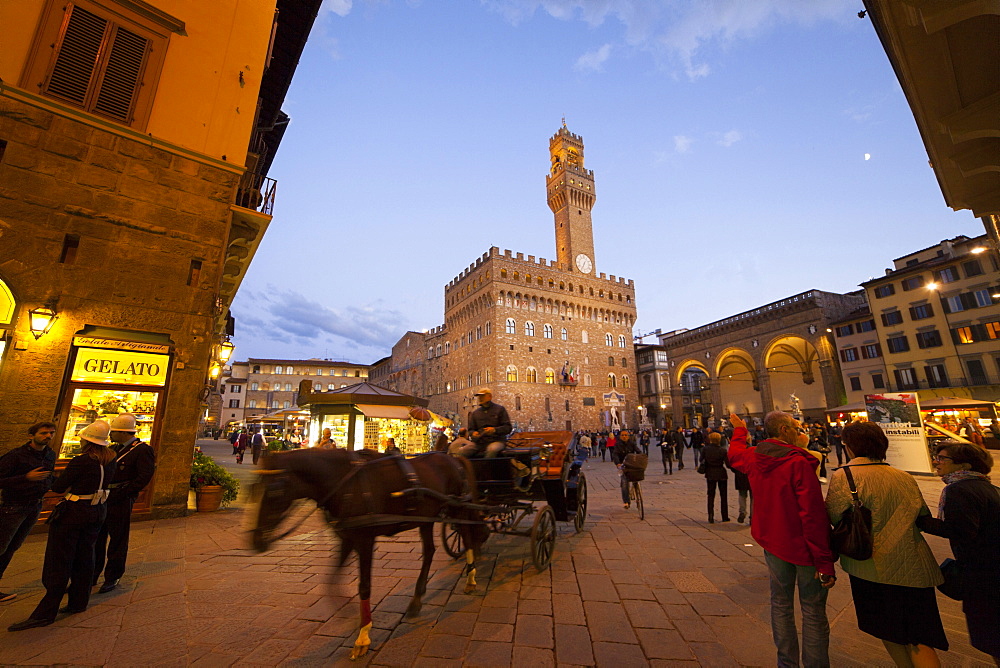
547, 123, 596, 276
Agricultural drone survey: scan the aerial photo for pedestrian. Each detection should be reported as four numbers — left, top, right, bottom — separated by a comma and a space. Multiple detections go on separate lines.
727, 411, 836, 667
918, 442, 1000, 664
8, 421, 116, 631
689, 426, 705, 467
753, 423, 767, 445
599, 434, 607, 462
578, 432, 591, 459
673, 426, 686, 470
93, 413, 155, 595
659, 430, 674, 474
0, 421, 57, 603
384, 438, 402, 455
317, 428, 336, 449
808, 422, 830, 482
959, 417, 984, 447
702, 432, 730, 523
229, 429, 239, 455
448, 428, 474, 455
827, 421, 947, 666
828, 422, 845, 467
611, 430, 641, 509
251, 429, 266, 465
732, 464, 752, 524
235, 429, 249, 463
461, 388, 512, 458
639, 430, 650, 456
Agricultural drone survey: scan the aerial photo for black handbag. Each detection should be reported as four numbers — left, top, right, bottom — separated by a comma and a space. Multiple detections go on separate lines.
937, 558, 964, 600
830, 466, 874, 560
696, 463, 706, 475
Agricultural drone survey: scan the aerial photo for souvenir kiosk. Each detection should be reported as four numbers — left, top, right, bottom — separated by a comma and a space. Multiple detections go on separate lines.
297, 380, 432, 453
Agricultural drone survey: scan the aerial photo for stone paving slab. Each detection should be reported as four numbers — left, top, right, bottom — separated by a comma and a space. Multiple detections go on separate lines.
0, 438, 993, 666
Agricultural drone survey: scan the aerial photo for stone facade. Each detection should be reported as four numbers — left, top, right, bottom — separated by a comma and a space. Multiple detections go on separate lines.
658, 290, 865, 426
374, 127, 640, 433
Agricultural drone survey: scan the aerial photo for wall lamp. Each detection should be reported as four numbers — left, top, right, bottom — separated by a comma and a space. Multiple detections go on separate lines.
218, 339, 235, 364
28, 306, 57, 339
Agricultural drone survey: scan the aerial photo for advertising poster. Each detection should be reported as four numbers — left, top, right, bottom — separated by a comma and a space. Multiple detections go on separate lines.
864, 393, 933, 473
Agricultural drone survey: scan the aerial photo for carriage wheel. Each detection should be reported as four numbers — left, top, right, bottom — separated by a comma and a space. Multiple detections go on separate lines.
530, 505, 556, 571
441, 523, 463, 559
632, 482, 644, 521
573, 475, 588, 533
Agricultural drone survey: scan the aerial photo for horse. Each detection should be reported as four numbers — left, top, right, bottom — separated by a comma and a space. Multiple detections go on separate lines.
248, 448, 488, 660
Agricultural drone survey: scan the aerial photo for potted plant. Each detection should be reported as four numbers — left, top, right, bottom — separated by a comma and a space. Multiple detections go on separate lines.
190, 450, 239, 511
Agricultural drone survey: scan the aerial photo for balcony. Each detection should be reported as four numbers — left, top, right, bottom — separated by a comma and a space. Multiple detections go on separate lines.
235, 173, 277, 215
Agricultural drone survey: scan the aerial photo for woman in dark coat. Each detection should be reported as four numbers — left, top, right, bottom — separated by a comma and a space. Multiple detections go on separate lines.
918, 442, 1000, 664
702, 432, 730, 523
8, 421, 116, 631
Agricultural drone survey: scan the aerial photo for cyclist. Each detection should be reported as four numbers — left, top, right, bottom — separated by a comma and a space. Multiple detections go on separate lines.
612, 430, 641, 509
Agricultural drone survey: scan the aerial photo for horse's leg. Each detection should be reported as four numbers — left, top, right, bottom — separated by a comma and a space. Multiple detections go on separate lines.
463, 544, 477, 594
350, 533, 375, 660
406, 523, 435, 617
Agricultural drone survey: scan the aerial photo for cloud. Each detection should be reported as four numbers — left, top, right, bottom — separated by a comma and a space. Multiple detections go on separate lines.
321, 0, 353, 17
483, 0, 848, 80
673, 135, 693, 153
716, 129, 742, 147
574, 43, 613, 72
232, 287, 409, 356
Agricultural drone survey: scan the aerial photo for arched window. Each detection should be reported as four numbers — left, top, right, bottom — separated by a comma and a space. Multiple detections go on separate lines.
436, 344, 442, 356
328, 383, 336, 391
560, 327, 568, 341
581, 330, 589, 344
545, 368, 555, 384
622, 375, 630, 389
428, 348, 434, 359
621, 358, 627, 368
275, 366, 283, 374
543, 324, 553, 339
252, 365, 260, 373
315, 369, 324, 376
524, 321, 535, 336
248, 400, 257, 408
608, 373, 617, 388
314, 381, 322, 391
618, 335, 626, 348
526, 367, 537, 383
608, 356, 615, 366
287, 366, 294, 375
476, 326, 482, 340
506, 365, 518, 382
283, 401, 291, 409
584, 374, 592, 386
515, 395, 521, 411
544, 397, 550, 412
445, 342, 451, 353
250, 382, 258, 391
485, 321, 491, 336
283, 383, 290, 391
605, 334, 613, 347
506, 318, 516, 334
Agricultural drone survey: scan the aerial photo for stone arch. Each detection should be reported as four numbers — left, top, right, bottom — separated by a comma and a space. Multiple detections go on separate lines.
762, 335, 826, 415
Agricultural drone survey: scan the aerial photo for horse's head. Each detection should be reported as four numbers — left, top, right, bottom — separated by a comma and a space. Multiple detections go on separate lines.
246, 451, 304, 552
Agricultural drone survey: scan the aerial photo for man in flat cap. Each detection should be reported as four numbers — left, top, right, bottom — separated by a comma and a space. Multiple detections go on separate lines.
459, 388, 512, 458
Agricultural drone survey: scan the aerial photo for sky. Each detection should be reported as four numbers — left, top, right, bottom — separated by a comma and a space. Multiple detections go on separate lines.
230, 0, 983, 365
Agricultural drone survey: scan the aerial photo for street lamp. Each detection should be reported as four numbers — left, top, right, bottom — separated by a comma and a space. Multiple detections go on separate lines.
218, 339, 235, 364
28, 306, 57, 339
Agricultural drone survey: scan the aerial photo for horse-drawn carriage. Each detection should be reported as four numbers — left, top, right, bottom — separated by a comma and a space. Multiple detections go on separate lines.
441, 430, 587, 570
248, 430, 587, 659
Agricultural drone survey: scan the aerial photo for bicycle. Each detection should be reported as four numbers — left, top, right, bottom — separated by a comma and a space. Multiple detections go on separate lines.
628, 479, 644, 520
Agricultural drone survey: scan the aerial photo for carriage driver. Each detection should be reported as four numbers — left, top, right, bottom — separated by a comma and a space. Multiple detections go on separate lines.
459, 388, 512, 458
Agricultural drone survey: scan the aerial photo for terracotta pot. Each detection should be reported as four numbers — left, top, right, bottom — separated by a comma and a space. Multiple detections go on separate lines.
195, 485, 224, 512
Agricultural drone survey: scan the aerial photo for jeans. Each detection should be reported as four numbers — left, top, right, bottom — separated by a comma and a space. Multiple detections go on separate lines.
620, 472, 631, 504
0, 502, 42, 580
692, 447, 703, 467
764, 551, 830, 668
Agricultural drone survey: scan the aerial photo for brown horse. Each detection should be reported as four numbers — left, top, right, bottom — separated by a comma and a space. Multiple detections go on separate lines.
248, 448, 488, 659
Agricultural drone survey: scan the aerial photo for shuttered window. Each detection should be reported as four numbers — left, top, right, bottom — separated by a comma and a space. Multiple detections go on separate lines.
23, 1, 171, 130
44, 5, 150, 124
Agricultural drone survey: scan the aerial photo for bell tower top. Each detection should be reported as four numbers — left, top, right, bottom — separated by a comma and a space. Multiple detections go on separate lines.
546, 124, 596, 274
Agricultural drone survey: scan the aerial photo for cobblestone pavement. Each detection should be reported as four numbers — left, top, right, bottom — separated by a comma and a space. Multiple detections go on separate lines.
0, 440, 993, 667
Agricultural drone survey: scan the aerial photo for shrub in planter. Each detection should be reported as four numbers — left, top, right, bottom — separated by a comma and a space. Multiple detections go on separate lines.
190, 451, 239, 506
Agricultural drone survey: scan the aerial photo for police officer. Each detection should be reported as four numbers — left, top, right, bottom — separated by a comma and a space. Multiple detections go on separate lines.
8, 421, 116, 630
0, 422, 57, 602
93, 413, 155, 594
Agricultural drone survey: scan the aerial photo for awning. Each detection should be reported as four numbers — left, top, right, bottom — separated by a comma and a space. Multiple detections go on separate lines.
356, 404, 413, 420
824, 402, 867, 415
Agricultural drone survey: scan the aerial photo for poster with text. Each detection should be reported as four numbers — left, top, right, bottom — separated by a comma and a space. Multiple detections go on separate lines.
864, 393, 932, 473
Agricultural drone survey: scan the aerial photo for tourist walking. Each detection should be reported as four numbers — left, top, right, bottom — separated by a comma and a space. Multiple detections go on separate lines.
690, 427, 705, 467
598, 434, 607, 462
918, 442, 999, 664
673, 426, 686, 470
827, 421, 947, 667
728, 411, 836, 668
250, 430, 266, 465
702, 432, 729, 523
659, 430, 674, 474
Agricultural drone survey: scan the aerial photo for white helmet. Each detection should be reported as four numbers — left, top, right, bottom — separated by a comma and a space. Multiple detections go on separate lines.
109, 413, 138, 432
79, 420, 111, 446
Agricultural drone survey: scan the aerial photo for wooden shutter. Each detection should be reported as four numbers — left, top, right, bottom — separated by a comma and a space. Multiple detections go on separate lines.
45, 5, 108, 105
92, 26, 149, 122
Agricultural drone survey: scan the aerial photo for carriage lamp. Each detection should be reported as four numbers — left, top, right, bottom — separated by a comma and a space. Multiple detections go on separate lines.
218, 339, 235, 364
28, 306, 57, 339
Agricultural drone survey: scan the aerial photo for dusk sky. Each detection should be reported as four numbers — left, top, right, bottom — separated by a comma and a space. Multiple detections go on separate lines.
230, 0, 982, 365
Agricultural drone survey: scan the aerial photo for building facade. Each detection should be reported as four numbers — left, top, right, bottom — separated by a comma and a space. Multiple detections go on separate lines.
375, 126, 640, 433
635, 342, 674, 429
0, 0, 320, 517
859, 234, 1000, 400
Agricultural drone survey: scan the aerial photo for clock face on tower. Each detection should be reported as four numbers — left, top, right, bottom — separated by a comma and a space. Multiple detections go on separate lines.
575, 253, 593, 274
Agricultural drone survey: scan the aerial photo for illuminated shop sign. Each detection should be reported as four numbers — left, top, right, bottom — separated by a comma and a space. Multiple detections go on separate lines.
73, 336, 170, 354
72, 347, 169, 386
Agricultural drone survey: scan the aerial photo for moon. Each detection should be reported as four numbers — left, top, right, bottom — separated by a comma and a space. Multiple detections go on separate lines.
864, 153, 871, 160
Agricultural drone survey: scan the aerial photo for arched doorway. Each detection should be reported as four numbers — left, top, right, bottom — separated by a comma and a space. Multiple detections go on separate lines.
763, 335, 826, 419
676, 361, 710, 428
715, 348, 762, 418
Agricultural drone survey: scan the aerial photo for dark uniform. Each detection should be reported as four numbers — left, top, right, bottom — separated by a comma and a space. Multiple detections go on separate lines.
0, 441, 57, 585
93, 438, 155, 590
29, 454, 114, 622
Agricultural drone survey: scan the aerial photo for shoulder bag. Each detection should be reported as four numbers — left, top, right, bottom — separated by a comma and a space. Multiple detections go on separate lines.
830, 466, 874, 560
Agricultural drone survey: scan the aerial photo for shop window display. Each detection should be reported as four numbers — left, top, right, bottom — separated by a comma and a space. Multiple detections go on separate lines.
59, 387, 158, 458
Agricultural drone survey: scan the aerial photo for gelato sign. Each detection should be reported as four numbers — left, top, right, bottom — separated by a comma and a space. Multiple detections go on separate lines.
864, 392, 932, 474
72, 347, 168, 386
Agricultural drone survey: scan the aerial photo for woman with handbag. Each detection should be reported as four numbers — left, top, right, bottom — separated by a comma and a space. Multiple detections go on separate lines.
825, 421, 946, 667
702, 432, 730, 523
917, 442, 999, 665
8, 420, 116, 631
